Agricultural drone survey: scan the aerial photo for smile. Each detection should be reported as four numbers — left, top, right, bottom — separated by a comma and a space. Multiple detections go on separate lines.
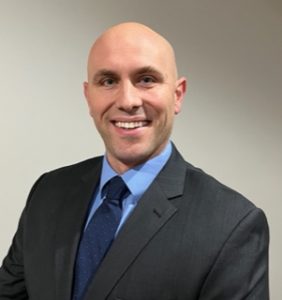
114, 121, 149, 129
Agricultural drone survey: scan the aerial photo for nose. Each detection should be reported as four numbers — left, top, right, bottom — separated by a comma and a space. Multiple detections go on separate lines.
116, 80, 142, 112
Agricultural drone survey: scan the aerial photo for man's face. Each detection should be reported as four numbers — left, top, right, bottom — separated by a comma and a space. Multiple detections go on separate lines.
84, 26, 186, 173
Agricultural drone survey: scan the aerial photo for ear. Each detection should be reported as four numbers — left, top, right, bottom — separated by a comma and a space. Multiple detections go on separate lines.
83, 81, 93, 117
174, 77, 187, 114
83, 81, 89, 100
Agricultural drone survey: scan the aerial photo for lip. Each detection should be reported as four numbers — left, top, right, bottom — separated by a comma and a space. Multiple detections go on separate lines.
111, 116, 150, 122
114, 120, 149, 129
110, 119, 151, 136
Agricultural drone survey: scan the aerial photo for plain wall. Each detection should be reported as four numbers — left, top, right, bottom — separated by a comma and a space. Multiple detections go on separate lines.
0, 0, 281, 298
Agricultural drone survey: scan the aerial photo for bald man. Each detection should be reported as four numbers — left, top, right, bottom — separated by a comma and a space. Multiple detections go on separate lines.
0, 23, 269, 300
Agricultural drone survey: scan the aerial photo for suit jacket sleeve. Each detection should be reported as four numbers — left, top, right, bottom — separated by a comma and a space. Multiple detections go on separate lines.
199, 207, 269, 299
0, 175, 45, 299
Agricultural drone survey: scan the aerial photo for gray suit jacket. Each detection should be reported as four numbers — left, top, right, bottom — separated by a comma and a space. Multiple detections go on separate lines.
0, 146, 269, 299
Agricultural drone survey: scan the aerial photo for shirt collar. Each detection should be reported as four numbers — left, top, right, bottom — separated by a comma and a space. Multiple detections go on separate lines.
99, 142, 172, 198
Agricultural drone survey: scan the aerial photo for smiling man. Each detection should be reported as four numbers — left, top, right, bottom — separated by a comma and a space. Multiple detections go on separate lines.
84, 23, 185, 173
0, 23, 269, 300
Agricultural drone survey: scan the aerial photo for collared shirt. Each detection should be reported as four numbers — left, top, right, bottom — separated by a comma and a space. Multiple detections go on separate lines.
85, 142, 172, 234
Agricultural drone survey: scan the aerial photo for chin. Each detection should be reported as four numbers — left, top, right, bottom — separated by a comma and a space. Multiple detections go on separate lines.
118, 151, 149, 165
106, 139, 165, 170
111, 147, 153, 168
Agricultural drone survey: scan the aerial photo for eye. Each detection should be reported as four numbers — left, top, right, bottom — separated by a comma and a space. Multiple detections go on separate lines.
140, 76, 155, 83
138, 75, 156, 87
101, 78, 117, 87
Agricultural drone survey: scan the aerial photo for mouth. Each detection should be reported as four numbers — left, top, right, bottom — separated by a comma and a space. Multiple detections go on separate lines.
113, 121, 150, 130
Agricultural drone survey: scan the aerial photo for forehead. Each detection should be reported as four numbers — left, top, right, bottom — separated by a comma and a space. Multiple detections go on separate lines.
88, 32, 173, 76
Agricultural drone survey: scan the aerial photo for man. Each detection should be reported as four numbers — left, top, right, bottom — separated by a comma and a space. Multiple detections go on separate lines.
0, 22, 269, 299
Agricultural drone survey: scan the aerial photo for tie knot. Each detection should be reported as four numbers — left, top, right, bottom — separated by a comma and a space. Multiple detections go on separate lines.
103, 176, 129, 204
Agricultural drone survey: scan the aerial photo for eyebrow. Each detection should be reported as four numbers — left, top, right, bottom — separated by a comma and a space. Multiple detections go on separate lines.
91, 66, 165, 83
134, 66, 164, 79
92, 69, 118, 83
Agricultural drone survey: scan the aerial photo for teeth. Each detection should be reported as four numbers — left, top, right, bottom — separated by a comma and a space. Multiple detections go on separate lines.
115, 121, 147, 129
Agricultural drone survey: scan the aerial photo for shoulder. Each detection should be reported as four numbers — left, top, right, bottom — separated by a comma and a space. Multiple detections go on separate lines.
184, 159, 256, 212
169, 146, 264, 227
45, 156, 103, 178
38, 156, 103, 184
184, 159, 269, 249
172, 151, 269, 253
25, 156, 103, 204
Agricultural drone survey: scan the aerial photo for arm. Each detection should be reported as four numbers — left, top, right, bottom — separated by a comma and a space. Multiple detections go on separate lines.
0, 208, 28, 299
0, 175, 45, 299
199, 208, 269, 299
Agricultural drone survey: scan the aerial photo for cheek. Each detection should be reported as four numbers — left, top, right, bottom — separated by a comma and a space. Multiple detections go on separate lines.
151, 92, 176, 117
143, 89, 170, 108
87, 92, 107, 118
87, 100, 97, 118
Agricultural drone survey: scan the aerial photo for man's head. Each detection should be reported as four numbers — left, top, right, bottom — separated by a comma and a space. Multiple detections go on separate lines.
84, 22, 186, 173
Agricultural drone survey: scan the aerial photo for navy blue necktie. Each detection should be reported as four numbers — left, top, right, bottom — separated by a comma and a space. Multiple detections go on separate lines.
72, 176, 129, 300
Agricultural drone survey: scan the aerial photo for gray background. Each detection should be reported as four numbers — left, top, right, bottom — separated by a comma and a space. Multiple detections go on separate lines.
0, 0, 281, 298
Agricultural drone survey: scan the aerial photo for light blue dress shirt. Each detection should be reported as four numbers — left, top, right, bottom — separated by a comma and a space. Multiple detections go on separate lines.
85, 142, 172, 234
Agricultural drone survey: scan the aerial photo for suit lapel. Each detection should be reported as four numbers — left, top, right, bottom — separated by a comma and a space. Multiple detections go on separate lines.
54, 158, 102, 300
85, 146, 187, 300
